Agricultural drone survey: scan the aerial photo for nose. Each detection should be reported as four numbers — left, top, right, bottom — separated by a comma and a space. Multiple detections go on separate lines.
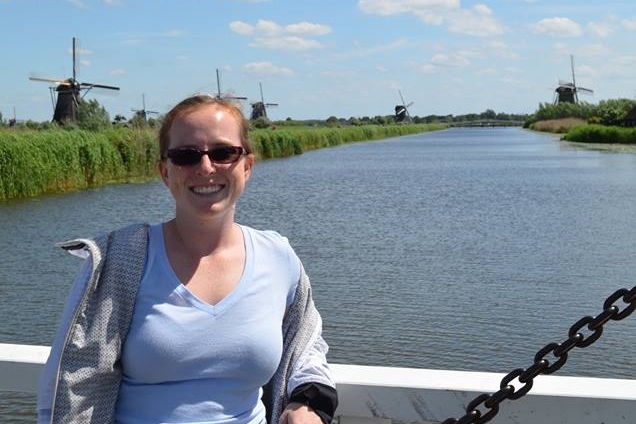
197, 153, 217, 174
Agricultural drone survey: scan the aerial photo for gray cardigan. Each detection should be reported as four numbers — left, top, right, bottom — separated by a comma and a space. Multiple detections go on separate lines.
48, 223, 333, 424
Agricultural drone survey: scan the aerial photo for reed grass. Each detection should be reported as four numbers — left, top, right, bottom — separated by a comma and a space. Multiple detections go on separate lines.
0, 123, 445, 201
0, 128, 159, 201
563, 124, 636, 144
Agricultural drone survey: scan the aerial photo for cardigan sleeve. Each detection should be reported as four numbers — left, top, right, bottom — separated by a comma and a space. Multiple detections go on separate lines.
264, 265, 338, 424
36, 255, 93, 424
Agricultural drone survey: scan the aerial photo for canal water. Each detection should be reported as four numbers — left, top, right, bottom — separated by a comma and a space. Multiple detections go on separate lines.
1, 127, 635, 422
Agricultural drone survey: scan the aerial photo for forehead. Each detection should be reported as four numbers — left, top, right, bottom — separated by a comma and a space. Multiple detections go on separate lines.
169, 104, 241, 139
176, 103, 238, 125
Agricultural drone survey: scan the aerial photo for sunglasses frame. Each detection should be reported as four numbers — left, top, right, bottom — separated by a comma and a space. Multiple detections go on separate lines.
166, 145, 248, 166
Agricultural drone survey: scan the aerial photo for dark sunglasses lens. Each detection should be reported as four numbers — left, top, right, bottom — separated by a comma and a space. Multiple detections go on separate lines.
168, 149, 202, 166
210, 146, 241, 163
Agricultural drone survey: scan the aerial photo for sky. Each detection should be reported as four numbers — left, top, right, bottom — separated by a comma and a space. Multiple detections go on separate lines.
1, 0, 635, 123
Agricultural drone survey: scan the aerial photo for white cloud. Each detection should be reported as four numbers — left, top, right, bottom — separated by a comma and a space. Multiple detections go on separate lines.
622, 18, 636, 31
430, 52, 472, 67
250, 36, 324, 51
357, 0, 505, 37
110, 69, 127, 76
67, 0, 87, 8
230, 19, 331, 51
74, 48, 92, 56
286, 22, 332, 36
229, 21, 254, 36
446, 5, 506, 37
341, 38, 410, 59
357, 0, 459, 16
588, 21, 615, 38
532, 18, 583, 37
242, 61, 295, 77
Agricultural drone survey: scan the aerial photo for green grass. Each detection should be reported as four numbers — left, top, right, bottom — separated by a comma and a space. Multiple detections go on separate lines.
0, 123, 446, 201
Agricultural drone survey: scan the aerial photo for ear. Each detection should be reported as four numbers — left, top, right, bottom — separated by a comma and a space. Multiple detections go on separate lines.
158, 160, 170, 187
243, 154, 255, 181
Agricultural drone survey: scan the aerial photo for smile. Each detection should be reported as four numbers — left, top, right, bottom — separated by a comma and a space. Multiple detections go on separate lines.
191, 185, 223, 195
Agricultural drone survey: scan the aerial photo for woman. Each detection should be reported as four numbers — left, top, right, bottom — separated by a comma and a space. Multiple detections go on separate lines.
37, 95, 338, 424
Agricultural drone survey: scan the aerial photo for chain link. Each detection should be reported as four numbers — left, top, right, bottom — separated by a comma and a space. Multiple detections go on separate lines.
439, 285, 635, 424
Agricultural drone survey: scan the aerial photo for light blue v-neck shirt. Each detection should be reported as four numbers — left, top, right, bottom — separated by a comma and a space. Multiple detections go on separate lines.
113, 223, 300, 424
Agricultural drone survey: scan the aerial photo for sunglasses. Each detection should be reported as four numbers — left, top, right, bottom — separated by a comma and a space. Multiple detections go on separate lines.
166, 146, 248, 166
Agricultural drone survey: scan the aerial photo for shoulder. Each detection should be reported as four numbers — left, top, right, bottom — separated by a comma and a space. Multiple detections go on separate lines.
58, 222, 150, 260
241, 225, 295, 252
241, 224, 302, 278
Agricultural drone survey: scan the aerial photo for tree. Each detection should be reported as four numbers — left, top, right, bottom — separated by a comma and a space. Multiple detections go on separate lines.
594, 98, 636, 126
326, 116, 339, 126
77, 99, 111, 131
252, 116, 270, 129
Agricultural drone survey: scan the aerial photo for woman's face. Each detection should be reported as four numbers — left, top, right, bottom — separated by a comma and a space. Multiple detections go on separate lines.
158, 104, 254, 224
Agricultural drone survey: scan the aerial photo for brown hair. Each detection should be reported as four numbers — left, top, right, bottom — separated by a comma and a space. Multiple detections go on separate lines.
158, 94, 253, 160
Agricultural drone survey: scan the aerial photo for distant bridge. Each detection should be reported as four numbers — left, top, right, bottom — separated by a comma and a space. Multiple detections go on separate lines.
450, 119, 525, 127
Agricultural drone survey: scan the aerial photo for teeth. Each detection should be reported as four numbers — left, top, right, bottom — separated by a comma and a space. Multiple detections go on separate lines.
192, 185, 221, 194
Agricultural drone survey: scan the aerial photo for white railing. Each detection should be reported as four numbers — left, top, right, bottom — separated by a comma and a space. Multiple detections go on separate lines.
1, 343, 635, 424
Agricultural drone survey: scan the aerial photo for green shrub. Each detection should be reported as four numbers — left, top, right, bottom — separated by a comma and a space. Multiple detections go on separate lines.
563, 124, 636, 144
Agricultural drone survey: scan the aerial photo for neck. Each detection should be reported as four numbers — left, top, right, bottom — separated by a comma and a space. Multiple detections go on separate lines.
166, 215, 240, 257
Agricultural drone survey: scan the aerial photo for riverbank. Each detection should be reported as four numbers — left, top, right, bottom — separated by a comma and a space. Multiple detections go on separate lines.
563, 141, 636, 154
530, 118, 636, 154
0, 123, 447, 201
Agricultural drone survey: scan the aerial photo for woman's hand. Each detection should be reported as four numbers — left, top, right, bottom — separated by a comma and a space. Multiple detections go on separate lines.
279, 402, 324, 424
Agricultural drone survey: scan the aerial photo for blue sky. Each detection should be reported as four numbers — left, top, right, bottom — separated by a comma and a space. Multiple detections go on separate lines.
1, 0, 635, 123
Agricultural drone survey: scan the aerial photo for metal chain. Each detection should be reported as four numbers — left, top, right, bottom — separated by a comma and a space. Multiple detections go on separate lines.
440, 285, 636, 424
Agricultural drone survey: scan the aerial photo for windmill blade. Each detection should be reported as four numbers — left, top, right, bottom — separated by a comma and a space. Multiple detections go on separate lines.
265, 103, 279, 107
72, 37, 77, 82
576, 87, 594, 95
29, 76, 71, 86
406, 101, 414, 108
80, 82, 120, 90
570, 54, 576, 88
398, 90, 406, 106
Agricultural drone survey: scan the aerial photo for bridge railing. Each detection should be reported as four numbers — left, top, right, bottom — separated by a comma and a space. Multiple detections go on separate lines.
1, 343, 635, 424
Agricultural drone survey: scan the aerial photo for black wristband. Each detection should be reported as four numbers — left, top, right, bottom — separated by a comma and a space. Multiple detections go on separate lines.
289, 382, 338, 424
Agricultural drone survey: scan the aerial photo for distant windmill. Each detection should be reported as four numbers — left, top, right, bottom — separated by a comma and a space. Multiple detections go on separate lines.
29, 37, 120, 125
553, 55, 593, 104
395, 90, 413, 123
131, 93, 159, 122
9, 107, 17, 127
214, 69, 247, 102
250, 82, 278, 120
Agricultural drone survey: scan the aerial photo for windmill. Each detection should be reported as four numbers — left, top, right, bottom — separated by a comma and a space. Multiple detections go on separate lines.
8, 107, 17, 127
29, 37, 120, 125
131, 93, 159, 122
250, 82, 278, 120
553, 55, 593, 104
395, 90, 413, 123
214, 69, 247, 102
